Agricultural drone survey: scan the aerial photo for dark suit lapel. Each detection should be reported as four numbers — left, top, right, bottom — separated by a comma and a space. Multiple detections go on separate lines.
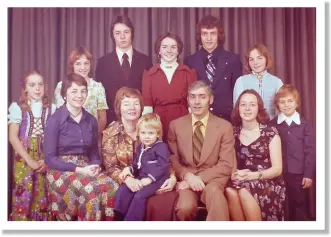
214, 50, 229, 84
198, 113, 220, 166
128, 50, 140, 80
109, 51, 126, 81
196, 50, 209, 82
181, 115, 195, 166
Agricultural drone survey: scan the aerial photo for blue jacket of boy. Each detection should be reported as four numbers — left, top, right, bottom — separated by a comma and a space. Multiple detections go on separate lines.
270, 115, 316, 179
132, 140, 170, 183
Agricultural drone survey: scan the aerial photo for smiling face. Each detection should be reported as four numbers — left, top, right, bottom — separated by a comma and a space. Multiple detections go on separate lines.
188, 86, 213, 120
200, 27, 218, 53
120, 97, 141, 122
159, 37, 179, 63
113, 23, 133, 51
73, 55, 91, 80
278, 95, 298, 117
25, 73, 45, 101
65, 82, 87, 109
248, 48, 267, 73
238, 93, 259, 122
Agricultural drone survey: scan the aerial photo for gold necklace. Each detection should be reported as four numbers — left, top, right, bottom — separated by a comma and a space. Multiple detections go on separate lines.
70, 110, 82, 118
243, 123, 259, 131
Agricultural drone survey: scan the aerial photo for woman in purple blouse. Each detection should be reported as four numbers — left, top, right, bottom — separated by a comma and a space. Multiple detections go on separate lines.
44, 73, 118, 221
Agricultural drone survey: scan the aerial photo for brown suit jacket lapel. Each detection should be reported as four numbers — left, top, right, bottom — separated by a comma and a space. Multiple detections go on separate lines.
198, 113, 220, 166
181, 115, 195, 166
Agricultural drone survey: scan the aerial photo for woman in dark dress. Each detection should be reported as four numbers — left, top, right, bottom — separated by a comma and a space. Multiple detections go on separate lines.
142, 32, 197, 139
225, 89, 286, 221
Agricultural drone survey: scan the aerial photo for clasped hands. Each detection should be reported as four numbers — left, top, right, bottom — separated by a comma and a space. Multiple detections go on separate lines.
118, 167, 177, 194
231, 169, 251, 181
76, 164, 101, 177
118, 167, 152, 192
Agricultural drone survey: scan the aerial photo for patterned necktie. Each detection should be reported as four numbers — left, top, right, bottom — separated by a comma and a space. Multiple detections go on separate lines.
193, 121, 204, 165
206, 54, 216, 83
122, 53, 130, 79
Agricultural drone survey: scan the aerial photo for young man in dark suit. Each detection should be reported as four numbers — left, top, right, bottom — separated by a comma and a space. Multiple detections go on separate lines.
185, 15, 242, 122
95, 15, 152, 125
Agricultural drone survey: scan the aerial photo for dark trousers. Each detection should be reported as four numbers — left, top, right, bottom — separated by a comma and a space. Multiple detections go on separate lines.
114, 181, 164, 221
283, 173, 310, 221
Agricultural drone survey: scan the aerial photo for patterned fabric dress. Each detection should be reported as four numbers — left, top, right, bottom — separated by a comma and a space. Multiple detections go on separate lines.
8, 101, 55, 221
46, 156, 119, 221
230, 124, 286, 221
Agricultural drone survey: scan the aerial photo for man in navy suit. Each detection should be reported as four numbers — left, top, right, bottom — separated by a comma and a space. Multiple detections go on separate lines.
95, 15, 152, 125
185, 15, 242, 122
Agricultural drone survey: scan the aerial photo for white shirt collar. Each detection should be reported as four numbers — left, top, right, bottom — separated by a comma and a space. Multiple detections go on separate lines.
160, 58, 178, 70
116, 46, 133, 66
277, 111, 301, 125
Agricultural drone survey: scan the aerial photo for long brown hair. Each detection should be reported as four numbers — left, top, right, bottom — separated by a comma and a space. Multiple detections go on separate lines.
18, 70, 50, 112
231, 89, 269, 126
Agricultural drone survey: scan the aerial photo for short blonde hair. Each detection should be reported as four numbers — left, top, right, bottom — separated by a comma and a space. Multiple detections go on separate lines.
136, 113, 163, 138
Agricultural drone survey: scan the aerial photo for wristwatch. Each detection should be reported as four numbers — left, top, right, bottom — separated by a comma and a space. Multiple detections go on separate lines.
258, 171, 263, 180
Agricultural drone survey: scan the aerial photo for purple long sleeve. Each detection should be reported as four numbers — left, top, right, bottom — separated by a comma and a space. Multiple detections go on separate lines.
44, 106, 101, 171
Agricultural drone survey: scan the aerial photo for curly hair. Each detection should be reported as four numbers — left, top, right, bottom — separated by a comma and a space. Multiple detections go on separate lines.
196, 15, 225, 46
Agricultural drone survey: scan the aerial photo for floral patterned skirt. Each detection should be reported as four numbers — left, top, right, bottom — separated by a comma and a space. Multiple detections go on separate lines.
10, 136, 51, 221
230, 177, 286, 221
46, 155, 118, 221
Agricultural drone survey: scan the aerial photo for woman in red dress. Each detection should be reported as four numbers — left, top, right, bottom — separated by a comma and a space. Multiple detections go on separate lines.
142, 33, 197, 139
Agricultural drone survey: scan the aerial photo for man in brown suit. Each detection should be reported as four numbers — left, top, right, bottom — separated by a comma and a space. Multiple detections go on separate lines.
168, 80, 235, 221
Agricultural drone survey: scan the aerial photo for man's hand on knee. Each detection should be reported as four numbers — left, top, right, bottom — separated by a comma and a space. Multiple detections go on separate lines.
184, 173, 205, 191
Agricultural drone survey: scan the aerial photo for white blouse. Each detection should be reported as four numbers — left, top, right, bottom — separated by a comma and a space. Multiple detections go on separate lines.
8, 100, 56, 124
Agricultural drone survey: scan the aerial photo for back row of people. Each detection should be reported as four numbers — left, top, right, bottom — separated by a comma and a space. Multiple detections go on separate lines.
8, 14, 315, 221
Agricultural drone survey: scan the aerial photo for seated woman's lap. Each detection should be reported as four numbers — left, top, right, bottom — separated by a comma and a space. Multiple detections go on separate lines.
46, 162, 118, 221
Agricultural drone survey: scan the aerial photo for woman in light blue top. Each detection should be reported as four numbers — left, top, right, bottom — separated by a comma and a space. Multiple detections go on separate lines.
233, 43, 283, 119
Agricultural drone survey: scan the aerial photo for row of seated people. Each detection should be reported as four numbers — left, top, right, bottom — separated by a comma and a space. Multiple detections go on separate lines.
8, 73, 315, 221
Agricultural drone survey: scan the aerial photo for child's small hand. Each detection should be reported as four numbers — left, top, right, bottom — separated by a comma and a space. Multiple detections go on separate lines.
140, 177, 152, 186
302, 177, 313, 189
125, 177, 143, 192
119, 167, 133, 181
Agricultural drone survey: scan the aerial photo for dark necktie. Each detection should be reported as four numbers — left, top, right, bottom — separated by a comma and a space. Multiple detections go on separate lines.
193, 121, 204, 165
122, 53, 130, 79
206, 53, 216, 83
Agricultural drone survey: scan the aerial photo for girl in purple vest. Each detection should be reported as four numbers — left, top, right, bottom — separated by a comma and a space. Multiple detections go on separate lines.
270, 84, 316, 221
8, 71, 56, 220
